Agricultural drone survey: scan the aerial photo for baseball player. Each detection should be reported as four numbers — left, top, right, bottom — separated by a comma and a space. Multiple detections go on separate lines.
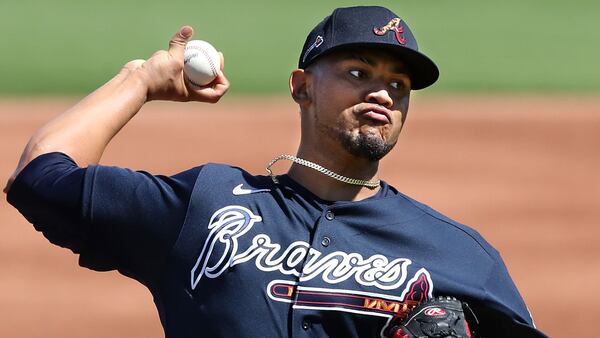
5, 6, 547, 338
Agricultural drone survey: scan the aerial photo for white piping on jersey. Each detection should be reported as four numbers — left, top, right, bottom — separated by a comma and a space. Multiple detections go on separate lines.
265, 273, 433, 338
266, 275, 433, 305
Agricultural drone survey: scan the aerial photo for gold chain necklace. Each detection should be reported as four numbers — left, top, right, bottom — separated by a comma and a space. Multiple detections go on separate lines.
266, 154, 381, 189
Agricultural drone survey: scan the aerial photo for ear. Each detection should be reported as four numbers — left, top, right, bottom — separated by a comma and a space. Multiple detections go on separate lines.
289, 69, 311, 104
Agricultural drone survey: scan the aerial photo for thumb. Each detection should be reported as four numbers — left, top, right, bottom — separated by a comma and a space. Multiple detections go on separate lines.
168, 26, 193, 57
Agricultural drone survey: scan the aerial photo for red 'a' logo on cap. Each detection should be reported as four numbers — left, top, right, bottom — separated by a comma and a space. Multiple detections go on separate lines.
373, 17, 407, 45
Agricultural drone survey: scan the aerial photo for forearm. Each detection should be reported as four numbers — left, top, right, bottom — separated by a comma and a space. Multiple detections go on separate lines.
5, 67, 148, 192
3, 26, 229, 195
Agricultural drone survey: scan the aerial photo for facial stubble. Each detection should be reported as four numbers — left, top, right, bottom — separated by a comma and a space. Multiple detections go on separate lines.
338, 129, 396, 161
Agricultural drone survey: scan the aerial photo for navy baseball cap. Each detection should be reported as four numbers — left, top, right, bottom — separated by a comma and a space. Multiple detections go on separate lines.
298, 6, 439, 90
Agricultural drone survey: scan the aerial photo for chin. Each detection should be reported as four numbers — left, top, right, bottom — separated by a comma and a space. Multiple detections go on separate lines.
339, 131, 396, 161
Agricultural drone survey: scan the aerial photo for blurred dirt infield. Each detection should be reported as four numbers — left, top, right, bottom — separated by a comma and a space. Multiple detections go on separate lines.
1, 95, 598, 337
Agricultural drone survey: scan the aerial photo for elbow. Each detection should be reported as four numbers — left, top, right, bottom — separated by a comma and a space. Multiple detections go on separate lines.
5, 152, 79, 218
5, 152, 86, 250
6, 140, 56, 196
22, 139, 53, 165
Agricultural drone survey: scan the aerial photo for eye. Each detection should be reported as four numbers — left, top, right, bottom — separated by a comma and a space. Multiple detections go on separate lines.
349, 69, 366, 79
390, 81, 404, 90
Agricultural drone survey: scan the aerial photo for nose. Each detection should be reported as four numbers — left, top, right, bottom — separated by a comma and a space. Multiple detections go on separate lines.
365, 89, 393, 108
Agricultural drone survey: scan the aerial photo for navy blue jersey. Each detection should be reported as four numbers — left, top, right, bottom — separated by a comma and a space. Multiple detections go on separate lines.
7, 152, 547, 338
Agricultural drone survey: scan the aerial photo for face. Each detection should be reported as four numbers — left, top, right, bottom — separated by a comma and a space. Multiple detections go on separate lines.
293, 47, 412, 161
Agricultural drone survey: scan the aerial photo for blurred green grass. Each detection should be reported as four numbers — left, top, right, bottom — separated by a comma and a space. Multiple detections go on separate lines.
0, 0, 598, 95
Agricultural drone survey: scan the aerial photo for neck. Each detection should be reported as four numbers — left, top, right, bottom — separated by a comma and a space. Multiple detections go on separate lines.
285, 150, 381, 201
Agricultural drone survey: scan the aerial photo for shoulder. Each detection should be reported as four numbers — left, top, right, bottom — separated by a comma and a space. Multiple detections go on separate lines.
196, 163, 273, 188
392, 190, 501, 260
387, 196, 544, 335
378, 186, 500, 262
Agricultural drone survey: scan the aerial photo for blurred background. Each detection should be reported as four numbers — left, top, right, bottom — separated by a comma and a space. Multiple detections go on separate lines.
1, 0, 599, 94
1, 1, 598, 337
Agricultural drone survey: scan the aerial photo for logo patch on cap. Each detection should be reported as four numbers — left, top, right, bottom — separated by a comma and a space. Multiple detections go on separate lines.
373, 18, 406, 45
302, 35, 324, 63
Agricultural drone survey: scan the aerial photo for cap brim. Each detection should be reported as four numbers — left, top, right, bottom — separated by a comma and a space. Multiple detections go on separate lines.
387, 45, 439, 90
303, 43, 439, 90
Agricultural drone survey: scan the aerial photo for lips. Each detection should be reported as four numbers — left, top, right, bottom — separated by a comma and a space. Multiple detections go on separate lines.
355, 103, 393, 124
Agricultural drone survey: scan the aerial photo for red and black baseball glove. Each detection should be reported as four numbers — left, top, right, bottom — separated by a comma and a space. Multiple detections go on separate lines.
385, 296, 479, 338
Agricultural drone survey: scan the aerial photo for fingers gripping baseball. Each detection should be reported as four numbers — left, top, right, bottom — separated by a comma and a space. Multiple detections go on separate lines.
188, 52, 229, 104
131, 26, 229, 102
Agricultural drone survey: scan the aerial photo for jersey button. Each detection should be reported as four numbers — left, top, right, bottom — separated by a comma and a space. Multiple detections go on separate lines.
321, 236, 331, 247
325, 210, 335, 220
302, 320, 310, 330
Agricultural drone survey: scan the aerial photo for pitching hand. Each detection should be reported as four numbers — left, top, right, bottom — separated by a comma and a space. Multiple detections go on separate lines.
127, 26, 229, 103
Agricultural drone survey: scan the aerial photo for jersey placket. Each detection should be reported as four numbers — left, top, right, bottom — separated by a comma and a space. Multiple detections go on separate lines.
291, 207, 337, 337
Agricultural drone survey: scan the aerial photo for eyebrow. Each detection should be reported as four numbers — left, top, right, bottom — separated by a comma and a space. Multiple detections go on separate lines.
349, 54, 375, 66
343, 53, 409, 75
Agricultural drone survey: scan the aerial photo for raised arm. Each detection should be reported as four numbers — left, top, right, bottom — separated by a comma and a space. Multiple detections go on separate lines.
3, 26, 229, 194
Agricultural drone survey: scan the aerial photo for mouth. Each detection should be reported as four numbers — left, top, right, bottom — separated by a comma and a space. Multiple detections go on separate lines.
354, 103, 392, 124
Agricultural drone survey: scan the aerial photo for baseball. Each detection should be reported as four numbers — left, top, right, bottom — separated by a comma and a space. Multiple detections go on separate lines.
183, 40, 221, 87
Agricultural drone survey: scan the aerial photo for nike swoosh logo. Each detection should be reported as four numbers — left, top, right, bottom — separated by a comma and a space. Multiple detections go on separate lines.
232, 184, 271, 196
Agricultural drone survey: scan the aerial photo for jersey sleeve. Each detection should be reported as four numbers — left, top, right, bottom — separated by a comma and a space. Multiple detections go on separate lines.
475, 253, 548, 337
6, 152, 202, 283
